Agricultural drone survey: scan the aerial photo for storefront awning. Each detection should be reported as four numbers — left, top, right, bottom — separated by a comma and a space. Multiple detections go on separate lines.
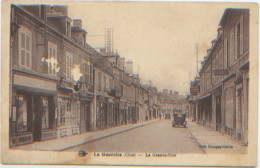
14, 85, 56, 95
198, 93, 212, 100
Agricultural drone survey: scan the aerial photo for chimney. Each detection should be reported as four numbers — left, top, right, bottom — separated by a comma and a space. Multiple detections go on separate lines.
73, 19, 82, 28
46, 5, 71, 37
174, 91, 179, 95
170, 90, 173, 95
100, 48, 106, 55
211, 39, 217, 47
207, 48, 212, 55
51, 5, 68, 16
126, 61, 133, 76
118, 57, 125, 70
164, 89, 168, 94
163, 89, 167, 94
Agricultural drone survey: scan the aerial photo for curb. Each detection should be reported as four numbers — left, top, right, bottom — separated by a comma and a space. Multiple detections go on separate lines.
59, 120, 158, 151
186, 123, 207, 154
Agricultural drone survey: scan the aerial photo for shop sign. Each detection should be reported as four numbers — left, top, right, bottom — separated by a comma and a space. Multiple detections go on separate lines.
14, 74, 56, 91
214, 69, 229, 75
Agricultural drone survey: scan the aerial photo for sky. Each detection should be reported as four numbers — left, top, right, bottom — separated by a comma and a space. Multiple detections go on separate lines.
66, 2, 250, 95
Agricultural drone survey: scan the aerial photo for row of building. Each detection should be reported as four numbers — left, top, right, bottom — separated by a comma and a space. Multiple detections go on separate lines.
9, 4, 186, 147
188, 8, 249, 146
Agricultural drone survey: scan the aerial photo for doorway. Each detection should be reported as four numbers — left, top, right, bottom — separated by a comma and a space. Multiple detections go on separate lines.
216, 96, 222, 131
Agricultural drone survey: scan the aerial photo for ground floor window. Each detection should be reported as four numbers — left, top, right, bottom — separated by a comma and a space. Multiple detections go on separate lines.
17, 94, 28, 132
42, 97, 49, 129
58, 97, 80, 127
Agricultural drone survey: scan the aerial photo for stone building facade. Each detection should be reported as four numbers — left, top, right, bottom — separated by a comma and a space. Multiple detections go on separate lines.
9, 4, 166, 147
195, 8, 249, 146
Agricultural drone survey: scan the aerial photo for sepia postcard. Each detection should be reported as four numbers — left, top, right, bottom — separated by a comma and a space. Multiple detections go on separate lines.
1, 0, 258, 167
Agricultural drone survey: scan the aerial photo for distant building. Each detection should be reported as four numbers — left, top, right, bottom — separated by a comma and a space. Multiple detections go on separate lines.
159, 89, 186, 117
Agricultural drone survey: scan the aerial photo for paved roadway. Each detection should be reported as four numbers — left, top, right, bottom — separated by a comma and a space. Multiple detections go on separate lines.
65, 119, 204, 154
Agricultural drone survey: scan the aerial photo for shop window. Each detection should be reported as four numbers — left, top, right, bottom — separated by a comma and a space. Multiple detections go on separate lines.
48, 42, 58, 75
18, 26, 32, 68
67, 100, 71, 125
17, 95, 28, 132
60, 101, 66, 126
58, 98, 80, 127
42, 97, 49, 129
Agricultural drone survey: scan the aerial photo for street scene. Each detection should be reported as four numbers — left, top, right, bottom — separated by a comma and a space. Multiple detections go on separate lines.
8, 2, 250, 157
65, 120, 203, 153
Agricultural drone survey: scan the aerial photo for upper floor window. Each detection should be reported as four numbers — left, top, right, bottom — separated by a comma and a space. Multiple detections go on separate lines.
89, 64, 93, 85
237, 16, 244, 57
109, 78, 113, 90
104, 76, 107, 91
66, 52, 73, 80
81, 60, 89, 83
98, 72, 102, 91
18, 26, 32, 68
229, 29, 235, 66
48, 42, 58, 75
66, 21, 71, 38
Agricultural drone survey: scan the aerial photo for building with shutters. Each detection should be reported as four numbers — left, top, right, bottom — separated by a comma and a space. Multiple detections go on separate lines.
197, 8, 249, 146
9, 4, 162, 147
10, 4, 95, 147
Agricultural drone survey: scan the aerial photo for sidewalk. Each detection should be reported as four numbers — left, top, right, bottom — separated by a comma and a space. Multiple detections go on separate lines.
14, 119, 158, 151
186, 119, 247, 154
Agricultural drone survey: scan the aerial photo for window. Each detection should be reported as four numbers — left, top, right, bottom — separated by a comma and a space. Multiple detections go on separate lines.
89, 64, 93, 85
58, 98, 79, 127
48, 42, 58, 75
71, 100, 80, 126
240, 16, 244, 54
18, 26, 32, 68
42, 97, 49, 129
229, 29, 235, 66
104, 76, 106, 91
225, 38, 229, 68
109, 78, 113, 90
66, 52, 73, 80
66, 100, 71, 126
237, 22, 241, 58
98, 72, 102, 91
237, 16, 244, 57
81, 60, 89, 83
60, 100, 66, 126
17, 95, 28, 132
66, 21, 71, 38
121, 85, 124, 97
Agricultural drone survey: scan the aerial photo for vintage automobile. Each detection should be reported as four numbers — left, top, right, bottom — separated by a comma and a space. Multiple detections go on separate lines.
172, 112, 187, 127
165, 113, 171, 120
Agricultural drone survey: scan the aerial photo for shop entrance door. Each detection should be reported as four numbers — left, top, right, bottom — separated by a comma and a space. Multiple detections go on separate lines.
216, 96, 222, 131
33, 95, 42, 141
85, 104, 91, 131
